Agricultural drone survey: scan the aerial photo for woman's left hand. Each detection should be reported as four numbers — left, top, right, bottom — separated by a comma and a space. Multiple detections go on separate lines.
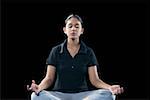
108, 85, 124, 95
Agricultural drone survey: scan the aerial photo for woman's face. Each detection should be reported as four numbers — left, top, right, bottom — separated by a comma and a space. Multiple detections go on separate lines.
63, 17, 84, 39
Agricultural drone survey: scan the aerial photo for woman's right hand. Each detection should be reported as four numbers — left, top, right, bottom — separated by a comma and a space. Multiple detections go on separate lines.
27, 80, 41, 95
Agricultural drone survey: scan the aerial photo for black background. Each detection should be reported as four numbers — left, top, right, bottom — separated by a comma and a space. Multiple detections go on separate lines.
1, 0, 149, 99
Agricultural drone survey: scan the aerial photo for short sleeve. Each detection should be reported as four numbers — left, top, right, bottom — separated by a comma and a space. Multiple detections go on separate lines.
46, 47, 57, 67
87, 48, 99, 67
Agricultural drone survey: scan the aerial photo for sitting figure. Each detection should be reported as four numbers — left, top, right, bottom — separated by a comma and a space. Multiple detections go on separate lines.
27, 14, 124, 100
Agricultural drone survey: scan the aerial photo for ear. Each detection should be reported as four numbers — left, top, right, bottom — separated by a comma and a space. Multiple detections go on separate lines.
81, 28, 84, 34
63, 27, 66, 34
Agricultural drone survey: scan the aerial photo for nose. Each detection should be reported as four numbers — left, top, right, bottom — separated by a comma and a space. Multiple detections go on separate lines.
71, 26, 77, 31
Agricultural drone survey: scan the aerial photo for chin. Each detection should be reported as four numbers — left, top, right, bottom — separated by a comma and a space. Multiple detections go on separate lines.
69, 36, 78, 39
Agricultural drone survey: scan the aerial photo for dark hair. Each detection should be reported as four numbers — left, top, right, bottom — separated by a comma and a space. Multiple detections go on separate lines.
65, 14, 83, 25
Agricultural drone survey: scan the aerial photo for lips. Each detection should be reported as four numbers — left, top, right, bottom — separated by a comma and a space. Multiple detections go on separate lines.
70, 32, 77, 36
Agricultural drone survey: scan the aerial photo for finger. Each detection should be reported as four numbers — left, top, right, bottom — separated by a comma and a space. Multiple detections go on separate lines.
32, 80, 36, 83
27, 85, 31, 91
28, 85, 33, 91
118, 88, 122, 94
121, 87, 124, 93
117, 87, 123, 94
116, 85, 120, 88
114, 89, 118, 95
27, 86, 33, 91
31, 83, 38, 89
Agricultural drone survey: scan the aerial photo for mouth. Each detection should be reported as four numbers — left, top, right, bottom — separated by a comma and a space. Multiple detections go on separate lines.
70, 32, 77, 36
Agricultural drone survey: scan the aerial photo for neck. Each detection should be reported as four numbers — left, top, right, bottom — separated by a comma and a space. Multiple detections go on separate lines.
67, 38, 80, 47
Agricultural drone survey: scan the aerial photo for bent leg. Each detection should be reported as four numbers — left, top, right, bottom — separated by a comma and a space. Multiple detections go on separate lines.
83, 89, 116, 100
31, 90, 61, 100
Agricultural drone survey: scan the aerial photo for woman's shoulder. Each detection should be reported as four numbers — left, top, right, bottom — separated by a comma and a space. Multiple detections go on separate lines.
50, 40, 65, 53
51, 44, 62, 52
81, 40, 95, 53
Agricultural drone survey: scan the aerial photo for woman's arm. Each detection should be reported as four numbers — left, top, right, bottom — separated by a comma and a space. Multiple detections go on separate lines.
88, 66, 111, 89
27, 65, 56, 94
38, 65, 56, 91
88, 66, 123, 95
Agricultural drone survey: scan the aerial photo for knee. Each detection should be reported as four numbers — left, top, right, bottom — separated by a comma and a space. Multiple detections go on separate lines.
96, 89, 116, 100
31, 92, 38, 100
97, 89, 112, 95
31, 91, 47, 100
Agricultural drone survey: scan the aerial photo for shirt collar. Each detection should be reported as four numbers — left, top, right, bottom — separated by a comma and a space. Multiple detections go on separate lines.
59, 39, 88, 54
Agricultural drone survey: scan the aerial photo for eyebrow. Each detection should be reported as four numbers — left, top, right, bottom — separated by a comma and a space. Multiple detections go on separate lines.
68, 23, 80, 26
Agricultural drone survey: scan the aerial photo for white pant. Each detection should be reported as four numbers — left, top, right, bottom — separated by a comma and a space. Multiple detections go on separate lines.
31, 89, 116, 100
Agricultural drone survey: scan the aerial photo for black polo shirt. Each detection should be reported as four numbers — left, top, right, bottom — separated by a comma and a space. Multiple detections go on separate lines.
46, 39, 99, 93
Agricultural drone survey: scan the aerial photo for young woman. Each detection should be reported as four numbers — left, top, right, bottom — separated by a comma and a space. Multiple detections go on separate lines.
27, 14, 124, 100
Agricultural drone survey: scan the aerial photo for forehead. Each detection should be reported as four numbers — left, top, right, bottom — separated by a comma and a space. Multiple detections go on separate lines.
66, 17, 81, 25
